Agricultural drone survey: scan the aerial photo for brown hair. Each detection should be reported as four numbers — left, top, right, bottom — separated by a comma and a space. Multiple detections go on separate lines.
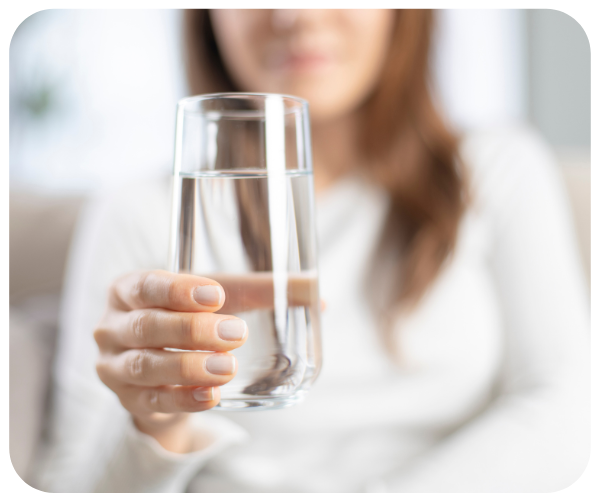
183, 10, 468, 354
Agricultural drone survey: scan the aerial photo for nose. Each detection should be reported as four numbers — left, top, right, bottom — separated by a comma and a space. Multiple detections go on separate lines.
271, 9, 331, 32
271, 9, 300, 31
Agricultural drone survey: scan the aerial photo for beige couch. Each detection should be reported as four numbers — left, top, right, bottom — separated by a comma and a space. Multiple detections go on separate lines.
9, 162, 591, 486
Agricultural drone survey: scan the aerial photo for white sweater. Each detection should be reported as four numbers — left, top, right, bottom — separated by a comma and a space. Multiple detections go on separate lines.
35, 125, 590, 492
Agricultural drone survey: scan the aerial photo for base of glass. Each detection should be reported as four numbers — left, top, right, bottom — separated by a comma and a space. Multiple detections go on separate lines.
213, 393, 305, 411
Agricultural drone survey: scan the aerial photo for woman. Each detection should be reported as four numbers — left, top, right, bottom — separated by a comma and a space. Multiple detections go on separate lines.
36, 10, 589, 492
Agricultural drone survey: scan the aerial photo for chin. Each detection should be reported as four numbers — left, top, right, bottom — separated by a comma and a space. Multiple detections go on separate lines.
301, 98, 353, 124
277, 87, 353, 123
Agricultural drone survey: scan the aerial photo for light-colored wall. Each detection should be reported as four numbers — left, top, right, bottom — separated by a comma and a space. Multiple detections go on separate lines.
526, 9, 590, 149
9, 10, 590, 194
524, 9, 591, 280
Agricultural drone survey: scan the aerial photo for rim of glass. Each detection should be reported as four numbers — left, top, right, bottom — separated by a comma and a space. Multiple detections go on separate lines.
178, 92, 308, 111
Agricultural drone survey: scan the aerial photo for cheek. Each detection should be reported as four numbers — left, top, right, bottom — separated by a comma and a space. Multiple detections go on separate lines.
288, 73, 370, 123
210, 11, 267, 92
332, 12, 395, 110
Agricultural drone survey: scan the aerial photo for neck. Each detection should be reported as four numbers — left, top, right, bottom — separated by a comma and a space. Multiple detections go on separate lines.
311, 114, 360, 193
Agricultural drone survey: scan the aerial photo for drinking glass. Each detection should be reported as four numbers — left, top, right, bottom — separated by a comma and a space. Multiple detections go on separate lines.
169, 93, 322, 410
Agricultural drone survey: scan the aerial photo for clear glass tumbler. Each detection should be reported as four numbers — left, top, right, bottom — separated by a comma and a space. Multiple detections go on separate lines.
169, 93, 322, 410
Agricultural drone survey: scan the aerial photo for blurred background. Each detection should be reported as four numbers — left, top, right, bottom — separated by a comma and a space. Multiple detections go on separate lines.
9, 10, 591, 190
9, 9, 590, 484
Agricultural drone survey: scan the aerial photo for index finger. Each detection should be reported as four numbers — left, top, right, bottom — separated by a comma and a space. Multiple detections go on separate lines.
208, 272, 319, 314
110, 270, 225, 312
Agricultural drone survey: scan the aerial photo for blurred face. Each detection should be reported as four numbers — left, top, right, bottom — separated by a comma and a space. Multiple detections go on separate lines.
210, 9, 396, 123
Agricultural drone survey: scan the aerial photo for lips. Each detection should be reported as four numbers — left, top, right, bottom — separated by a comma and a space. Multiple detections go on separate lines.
267, 50, 335, 72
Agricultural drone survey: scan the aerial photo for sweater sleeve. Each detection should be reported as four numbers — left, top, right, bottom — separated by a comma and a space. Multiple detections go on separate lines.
95, 413, 248, 493
33, 178, 248, 493
370, 126, 590, 493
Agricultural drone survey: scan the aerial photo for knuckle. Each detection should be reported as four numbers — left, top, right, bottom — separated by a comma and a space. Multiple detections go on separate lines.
108, 278, 130, 311
129, 351, 146, 381
131, 311, 150, 344
95, 358, 111, 385
107, 282, 121, 305
146, 388, 160, 412
95, 359, 106, 381
131, 272, 151, 307
93, 325, 108, 347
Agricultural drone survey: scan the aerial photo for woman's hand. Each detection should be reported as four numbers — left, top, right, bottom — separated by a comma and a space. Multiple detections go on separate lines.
93, 270, 247, 453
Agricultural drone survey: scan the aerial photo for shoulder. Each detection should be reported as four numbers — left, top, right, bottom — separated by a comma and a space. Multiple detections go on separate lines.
71, 174, 173, 270
457, 123, 563, 214
459, 122, 559, 183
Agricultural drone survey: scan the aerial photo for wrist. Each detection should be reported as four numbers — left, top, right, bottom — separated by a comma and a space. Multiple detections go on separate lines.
132, 413, 193, 454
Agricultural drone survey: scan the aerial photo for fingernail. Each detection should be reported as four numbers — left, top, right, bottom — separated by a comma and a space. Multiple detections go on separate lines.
217, 319, 247, 341
206, 354, 236, 375
192, 387, 214, 402
193, 285, 222, 306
